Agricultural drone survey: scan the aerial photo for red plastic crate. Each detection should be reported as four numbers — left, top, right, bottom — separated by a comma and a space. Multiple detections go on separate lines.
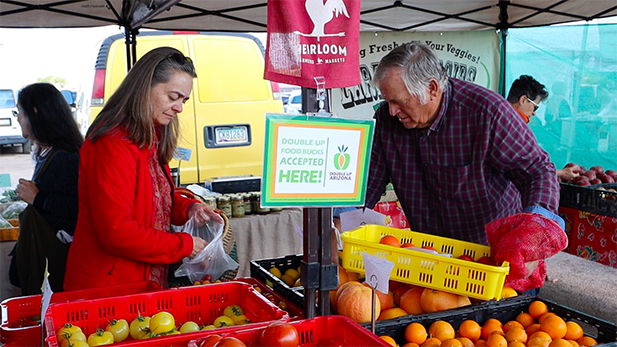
188, 315, 393, 347
231, 277, 304, 321
1, 281, 160, 343
44, 282, 289, 347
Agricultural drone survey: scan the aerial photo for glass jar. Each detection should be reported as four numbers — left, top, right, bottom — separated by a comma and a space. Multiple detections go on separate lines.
231, 194, 245, 218
216, 195, 231, 217
203, 196, 217, 211
242, 193, 253, 215
252, 191, 270, 214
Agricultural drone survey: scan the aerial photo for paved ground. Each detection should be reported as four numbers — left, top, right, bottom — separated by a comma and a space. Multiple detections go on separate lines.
0, 145, 35, 187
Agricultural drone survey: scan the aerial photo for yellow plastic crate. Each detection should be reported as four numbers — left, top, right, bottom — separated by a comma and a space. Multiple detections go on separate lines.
341, 225, 510, 301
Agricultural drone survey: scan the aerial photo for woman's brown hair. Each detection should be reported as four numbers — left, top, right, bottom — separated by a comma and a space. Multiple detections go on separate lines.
87, 46, 196, 163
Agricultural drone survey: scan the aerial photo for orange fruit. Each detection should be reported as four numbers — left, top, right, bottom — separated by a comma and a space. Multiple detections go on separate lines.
566, 340, 579, 347
576, 336, 597, 347
529, 331, 553, 344
459, 319, 482, 342
429, 321, 456, 342
441, 338, 463, 347
337, 283, 380, 323
516, 312, 535, 328
404, 343, 421, 347
393, 285, 413, 307
422, 338, 443, 347
503, 321, 524, 333
508, 342, 526, 347
400, 287, 426, 315
500, 287, 518, 300
332, 281, 362, 312
379, 307, 409, 321
363, 282, 395, 312
380, 235, 402, 247
347, 271, 360, 282
380, 335, 397, 347
549, 339, 575, 347
405, 322, 428, 345
476, 339, 487, 347
529, 301, 549, 320
540, 315, 567, 340
504, 327, 527, 344
527, 324, 542, 336
337, 264, 349, 286
486, 333, 507, 347
564, 322, 584, 341
281, 274, 295, 286
457, 337, 475, 347
539, 313, 558, 324
482, 319, 504, 340
421, 288, 468, 313
527, 337, 551, 347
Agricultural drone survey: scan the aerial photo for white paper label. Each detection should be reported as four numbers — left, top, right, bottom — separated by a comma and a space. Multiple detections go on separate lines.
362, 253, 395, 294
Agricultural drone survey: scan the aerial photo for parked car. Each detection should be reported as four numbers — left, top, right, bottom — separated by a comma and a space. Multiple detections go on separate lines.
0, 88, 30, 153
284, 90, 302, 113
61, 89, 89, 134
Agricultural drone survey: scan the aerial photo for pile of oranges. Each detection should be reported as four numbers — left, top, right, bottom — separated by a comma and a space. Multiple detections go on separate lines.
378, 300, 598, 347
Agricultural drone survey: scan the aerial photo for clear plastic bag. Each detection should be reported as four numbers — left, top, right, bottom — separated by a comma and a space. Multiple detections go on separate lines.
2, 201, 28, 219
174, 216, 239, 282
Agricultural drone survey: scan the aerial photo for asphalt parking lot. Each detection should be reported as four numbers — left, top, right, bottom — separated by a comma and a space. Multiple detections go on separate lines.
0, 145, 34, 187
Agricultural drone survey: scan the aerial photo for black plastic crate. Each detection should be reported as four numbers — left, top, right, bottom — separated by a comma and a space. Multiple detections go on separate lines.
560, 183, 617, 217
362, 296, 616, 346
250, 254, 305, 309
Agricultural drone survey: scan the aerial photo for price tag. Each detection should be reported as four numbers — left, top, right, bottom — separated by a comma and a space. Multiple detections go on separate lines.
362, 253, 394, 294
340, 208, 386, 232
41, 261, 53, 345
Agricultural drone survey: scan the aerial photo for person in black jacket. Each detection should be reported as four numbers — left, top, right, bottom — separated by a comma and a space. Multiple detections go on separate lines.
10, 83, 83, 294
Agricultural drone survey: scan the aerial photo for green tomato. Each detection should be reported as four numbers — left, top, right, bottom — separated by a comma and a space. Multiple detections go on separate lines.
105, 319, 129, 342
180, 321, 201, 333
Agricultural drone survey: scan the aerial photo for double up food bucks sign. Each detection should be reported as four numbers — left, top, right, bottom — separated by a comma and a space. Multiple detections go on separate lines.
262, 114, 374, 207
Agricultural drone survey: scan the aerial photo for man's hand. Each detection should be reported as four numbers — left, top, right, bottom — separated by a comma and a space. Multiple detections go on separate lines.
15, 178, 38, 204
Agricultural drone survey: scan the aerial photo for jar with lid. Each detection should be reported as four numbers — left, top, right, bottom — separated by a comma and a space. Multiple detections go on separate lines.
203, 196, 217, 211
242, 193, 253, 215
252, 191, 270, 214
231, 194, 245, 218
216, 195, 231, 217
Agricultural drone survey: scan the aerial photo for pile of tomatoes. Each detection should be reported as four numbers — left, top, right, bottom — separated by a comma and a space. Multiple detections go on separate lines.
198, 321, 300, 347
54, 304, 249, 346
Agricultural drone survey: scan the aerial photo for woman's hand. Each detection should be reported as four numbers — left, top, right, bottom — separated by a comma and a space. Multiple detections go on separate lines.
188, 202, 224, 226
190, 236, 208, 258
15, 178, 39, 204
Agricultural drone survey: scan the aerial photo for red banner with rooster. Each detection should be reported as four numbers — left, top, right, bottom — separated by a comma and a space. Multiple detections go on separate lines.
265, 0, 360, 89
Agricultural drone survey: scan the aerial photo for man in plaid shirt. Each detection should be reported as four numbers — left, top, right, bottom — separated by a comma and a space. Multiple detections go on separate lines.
365, 41, 563, 246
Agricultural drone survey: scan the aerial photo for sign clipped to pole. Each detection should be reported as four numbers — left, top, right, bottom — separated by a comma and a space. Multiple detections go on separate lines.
262, 114, 374, 207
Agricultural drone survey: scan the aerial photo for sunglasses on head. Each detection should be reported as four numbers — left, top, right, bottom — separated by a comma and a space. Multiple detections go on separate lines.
166, 53, 193, 65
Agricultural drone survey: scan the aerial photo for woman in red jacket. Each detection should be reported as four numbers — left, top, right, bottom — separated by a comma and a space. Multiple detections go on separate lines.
64, 47, 221, 290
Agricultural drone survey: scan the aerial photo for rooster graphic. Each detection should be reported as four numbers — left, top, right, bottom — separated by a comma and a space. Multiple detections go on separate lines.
295, 0, 350, 41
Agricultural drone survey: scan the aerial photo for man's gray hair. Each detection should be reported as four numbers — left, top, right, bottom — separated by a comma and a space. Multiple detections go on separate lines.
372, 41, 448, 105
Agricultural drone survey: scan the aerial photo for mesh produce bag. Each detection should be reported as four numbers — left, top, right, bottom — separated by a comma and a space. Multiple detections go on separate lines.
485, 212, 568, 291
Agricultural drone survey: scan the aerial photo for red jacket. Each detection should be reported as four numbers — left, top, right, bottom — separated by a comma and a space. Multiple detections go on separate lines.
64, 130, 196, 290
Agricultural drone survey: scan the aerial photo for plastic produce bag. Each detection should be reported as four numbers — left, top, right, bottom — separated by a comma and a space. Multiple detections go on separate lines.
2, 201, 28, 219
175, 216, 238, 282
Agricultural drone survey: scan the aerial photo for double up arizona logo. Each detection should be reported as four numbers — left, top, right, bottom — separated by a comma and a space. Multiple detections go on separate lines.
334, 145, 350, 170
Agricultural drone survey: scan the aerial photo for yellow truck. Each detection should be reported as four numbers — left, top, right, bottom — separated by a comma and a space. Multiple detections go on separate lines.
89, 31, 283, 186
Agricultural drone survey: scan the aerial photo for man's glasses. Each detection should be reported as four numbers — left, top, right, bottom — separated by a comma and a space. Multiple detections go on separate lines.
526, 96, 540, 111
11, 110, 18, 117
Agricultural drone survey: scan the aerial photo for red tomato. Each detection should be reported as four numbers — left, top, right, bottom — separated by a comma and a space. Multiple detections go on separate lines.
319, 337, 345, 347
457, 254, 475, 262
214, 337, 247, 347
401, 243, 415, 248
200, 334, 223, 347
477, 256, 497, 265
260, 322, 300, 347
